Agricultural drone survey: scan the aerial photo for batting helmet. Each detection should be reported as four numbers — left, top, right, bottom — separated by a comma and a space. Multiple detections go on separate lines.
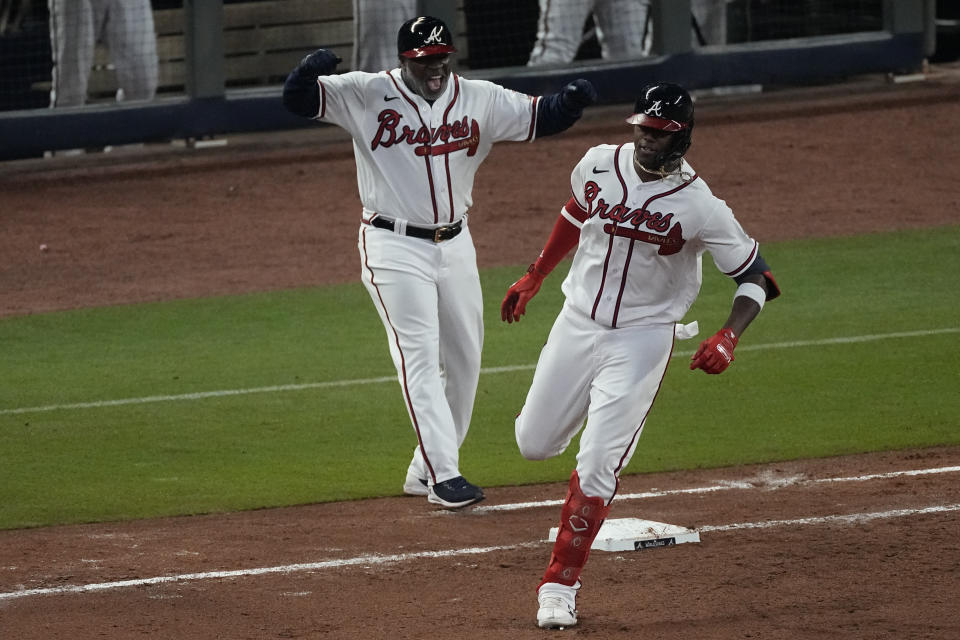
398, 16, 457, 59
626, 83, 694, 167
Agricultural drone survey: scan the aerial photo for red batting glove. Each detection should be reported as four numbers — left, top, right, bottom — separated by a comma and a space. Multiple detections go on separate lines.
690, 328, 739, 374
501, 265, 545, 323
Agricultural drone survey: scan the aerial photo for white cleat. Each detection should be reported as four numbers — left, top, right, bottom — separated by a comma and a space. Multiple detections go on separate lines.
403, 454, 429, 496
537, 582, 579, 629
402, 470, 429, 496
537, 596, 577, 629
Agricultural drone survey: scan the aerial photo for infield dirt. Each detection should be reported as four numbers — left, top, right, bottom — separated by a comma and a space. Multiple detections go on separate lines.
0, 73, 958, 638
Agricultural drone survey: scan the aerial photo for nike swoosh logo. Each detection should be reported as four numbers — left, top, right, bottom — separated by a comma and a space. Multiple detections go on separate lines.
592, 167, 609, 174
384, 95, 399, 102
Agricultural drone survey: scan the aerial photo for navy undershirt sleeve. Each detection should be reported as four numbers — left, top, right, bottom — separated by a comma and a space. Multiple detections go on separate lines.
535, 91, 582, 139
282, 71, 320, 118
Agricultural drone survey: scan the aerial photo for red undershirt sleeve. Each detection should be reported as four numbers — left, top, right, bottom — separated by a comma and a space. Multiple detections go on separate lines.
532, 198, 586, 276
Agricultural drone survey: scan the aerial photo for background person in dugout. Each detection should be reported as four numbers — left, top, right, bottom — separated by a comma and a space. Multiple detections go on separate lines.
47, 0, 158, 106
351, 0, 415, 71
282, 16, 597, 510
501, 83, 780, 628
527, 0, 729, 65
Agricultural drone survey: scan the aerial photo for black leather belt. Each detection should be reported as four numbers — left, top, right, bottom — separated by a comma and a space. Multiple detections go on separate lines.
370, 216, 463, 243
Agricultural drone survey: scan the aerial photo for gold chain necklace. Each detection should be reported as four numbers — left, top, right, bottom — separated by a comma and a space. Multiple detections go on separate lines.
633, 154, 690, 182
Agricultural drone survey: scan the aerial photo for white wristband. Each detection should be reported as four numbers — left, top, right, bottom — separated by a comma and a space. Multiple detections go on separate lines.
735, 282, 767, 310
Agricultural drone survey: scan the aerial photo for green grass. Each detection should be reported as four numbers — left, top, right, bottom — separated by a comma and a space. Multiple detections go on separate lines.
1, 225, 958, 529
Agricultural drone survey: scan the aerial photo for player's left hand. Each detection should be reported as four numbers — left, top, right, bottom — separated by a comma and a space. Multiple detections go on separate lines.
297, 48, 342, 78
501, 266, 546, 323
561, 79, 598, 111
690, 328, 738, 374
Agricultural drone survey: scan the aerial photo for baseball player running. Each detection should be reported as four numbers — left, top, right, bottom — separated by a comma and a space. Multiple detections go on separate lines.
501, 82, 780, 627
283, 17, 597, 509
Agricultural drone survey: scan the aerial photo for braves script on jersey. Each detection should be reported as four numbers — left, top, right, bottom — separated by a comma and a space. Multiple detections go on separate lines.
560, 143, 759, 328
314, 70, 539, 224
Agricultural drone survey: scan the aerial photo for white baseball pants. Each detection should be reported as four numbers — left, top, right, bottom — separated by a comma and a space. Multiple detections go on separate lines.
358, 224, 483, 484
351, 0, 416, 72
48, 0, 158, 107
515, 302, 674, 501
528, 0, 652, 66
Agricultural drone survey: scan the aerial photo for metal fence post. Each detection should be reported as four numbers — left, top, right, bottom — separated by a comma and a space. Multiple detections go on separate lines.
184, 0, 226, 99
883, 0, 925, 35
417, 0, 456, 30
651, 0, 692, 55
923, 0, 937, 58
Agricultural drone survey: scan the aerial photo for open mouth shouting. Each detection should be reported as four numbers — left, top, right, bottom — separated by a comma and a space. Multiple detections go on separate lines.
426, 73, 444, 94
402, 53, 452, 101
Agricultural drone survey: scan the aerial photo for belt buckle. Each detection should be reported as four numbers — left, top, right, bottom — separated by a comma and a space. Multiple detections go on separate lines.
433, 226, 449, 243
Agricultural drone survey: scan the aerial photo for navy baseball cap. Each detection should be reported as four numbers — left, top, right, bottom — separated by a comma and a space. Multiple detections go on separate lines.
398, 16, 456, 59
625, 83, 694, 132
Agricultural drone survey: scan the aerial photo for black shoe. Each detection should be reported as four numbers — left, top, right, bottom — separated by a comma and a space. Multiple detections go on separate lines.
427, 475, 485, 509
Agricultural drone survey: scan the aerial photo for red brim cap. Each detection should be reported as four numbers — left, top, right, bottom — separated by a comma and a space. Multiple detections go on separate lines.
624, 113, 689, 131
400, 44, 457, 59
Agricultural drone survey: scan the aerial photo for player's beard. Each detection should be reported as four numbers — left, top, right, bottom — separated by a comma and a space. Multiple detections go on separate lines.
426, 74, 446, 95
419, 71, 448, 100
402, 62, 450, 102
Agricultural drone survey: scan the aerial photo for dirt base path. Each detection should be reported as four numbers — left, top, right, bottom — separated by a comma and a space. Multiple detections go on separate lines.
1, 446, 958, 639
1, 72, 959, 638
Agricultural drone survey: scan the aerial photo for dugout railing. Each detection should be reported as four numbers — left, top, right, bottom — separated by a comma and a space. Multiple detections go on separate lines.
0, 0, 935, 161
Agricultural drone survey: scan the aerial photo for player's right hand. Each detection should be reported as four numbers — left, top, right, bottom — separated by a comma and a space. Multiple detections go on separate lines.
501, 266, 545, 323
690, 328, 739, 374
297, 48, 341, 78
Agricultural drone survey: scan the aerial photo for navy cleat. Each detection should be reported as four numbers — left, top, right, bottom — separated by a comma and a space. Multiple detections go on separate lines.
427, 476, 485, 509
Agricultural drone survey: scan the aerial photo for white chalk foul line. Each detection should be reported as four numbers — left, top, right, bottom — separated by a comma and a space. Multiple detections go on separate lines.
0, 543, 540, 602
2, 503, 957, 602
2, 465, 958, 600
1, 327, 957, 416
474, 465, 960, 512
699, 504, 960, 532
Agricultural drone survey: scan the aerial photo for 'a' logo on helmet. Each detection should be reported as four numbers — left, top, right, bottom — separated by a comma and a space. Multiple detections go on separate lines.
644, 100, 664, 116
424, 26, 444, 44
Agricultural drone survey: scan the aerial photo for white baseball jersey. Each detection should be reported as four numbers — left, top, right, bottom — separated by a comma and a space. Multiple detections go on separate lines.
314, 69, 539, 225
308, 67, 540, 487
559, 142, 759, 328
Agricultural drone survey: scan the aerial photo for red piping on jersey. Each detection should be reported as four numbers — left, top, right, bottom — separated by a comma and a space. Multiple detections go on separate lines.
360, 227, 437, 483
609, 162, 700, 326
569, 191, 587, 214
591, 143, 629, 321
611, 240, 635, 327
610, 336, 675, 502
388, 71, 440, 223
318, 80, 327, 119
526, 95, 540, 142
609, 144, 633, 327
638, 175, 699, 217
564, 197, 589, 222
441, 75, 461, 222
724, 240, 759, 276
